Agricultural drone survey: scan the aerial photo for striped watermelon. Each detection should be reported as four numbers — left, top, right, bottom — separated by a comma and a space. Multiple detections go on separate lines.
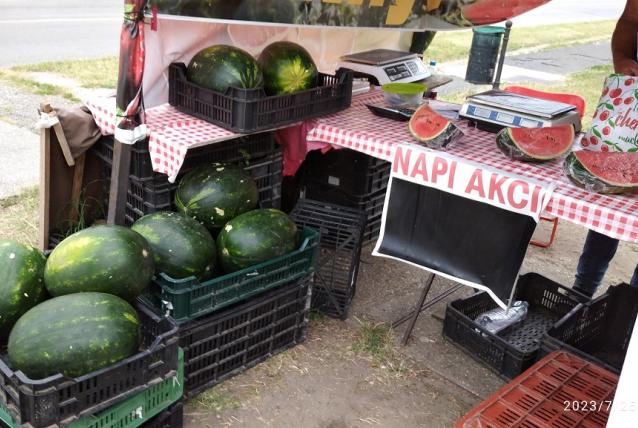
187, 45, 263, 93
132, 211, 217, 280
44, 225, 154, 301
0, 240, 47, 337
8, 292, 140, 379
217, 208, 298, 273
175, 163, 259, 234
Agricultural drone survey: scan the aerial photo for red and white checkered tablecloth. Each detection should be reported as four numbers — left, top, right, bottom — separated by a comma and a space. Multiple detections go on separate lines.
307, 90, 638, 243
84, 97, 240, 182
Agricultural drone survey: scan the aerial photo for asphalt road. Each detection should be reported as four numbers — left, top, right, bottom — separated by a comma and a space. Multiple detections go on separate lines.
0, 0, 120, 67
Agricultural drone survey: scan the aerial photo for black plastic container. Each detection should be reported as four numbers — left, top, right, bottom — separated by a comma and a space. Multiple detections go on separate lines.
168, 63, 353, 133
179, 276, 311, 398
143, 402, 183, 428
0, 304, 179, 428
94, 133, 282, 225
443, 273, 589, 380
290, 199, 366, 319
541, 283, 638, 374
299, 149, 390, 244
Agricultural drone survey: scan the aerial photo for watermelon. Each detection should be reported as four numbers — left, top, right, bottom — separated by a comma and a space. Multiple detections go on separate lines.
461, 0, 550, 25
187, 45, 264, 93
564, 151, 638, 194
409, 105, 464, 148
44, 225, 154, 301
496, 125, 574, 161
258, 41, 318, 95
8, 292, 140, 379
217, 209, 298, 273
175, 163, 259, 233
132, 211, 217, 280
0, 241, 47, 337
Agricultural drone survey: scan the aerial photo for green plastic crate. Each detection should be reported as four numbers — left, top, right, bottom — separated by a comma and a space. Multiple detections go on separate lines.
140, 227, 319, 323
0, 349, 184, 428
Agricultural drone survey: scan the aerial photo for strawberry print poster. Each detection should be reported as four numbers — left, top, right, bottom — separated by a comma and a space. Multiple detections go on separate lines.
584, 74, 638, 153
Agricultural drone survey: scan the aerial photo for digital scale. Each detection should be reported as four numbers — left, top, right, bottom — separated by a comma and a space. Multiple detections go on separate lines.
459, 90, 582, 133
338, 49, 431, 85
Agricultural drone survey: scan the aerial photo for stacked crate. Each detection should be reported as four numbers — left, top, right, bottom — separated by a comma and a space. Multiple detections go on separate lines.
299, 149, 390, 244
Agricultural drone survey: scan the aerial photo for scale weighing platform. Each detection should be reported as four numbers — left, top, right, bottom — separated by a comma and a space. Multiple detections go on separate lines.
338, 49, 431, 85
459, 90, 582, 133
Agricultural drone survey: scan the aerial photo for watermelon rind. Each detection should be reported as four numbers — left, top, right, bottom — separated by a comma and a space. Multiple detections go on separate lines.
497, 126, 574, 162
409, 105, 463, 149
8, 292, 140, 379
563, 153, 638, 194
175, 163, 259, 234
0, 240, 47, 337
44, 225, 155, 301
132, 211, 217, 280
217, 208, 298, 273
258, 41, 318, 96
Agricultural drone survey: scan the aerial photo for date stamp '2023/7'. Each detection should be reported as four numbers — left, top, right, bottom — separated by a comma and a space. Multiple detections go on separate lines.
564, 400, 638, 412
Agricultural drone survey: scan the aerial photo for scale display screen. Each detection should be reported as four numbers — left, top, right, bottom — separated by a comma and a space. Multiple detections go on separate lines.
465, 104, 544, 127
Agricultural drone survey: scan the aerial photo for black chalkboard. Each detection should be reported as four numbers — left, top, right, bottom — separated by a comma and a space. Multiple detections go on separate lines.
375, 177, 537, 304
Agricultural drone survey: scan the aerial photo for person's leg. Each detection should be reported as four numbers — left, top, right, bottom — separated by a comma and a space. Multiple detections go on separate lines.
574, 230, 620, 297
630, 263, 638, 288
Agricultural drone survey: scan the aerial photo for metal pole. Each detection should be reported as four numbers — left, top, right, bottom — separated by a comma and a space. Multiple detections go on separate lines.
492, 20, 513, 90
400, 273, 436, 345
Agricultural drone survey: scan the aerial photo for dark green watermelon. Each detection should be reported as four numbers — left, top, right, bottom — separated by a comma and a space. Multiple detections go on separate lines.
0, 240, 47, 337
217, 208, 298, 273
258, 41, 318, 95
174, 163, 259, 233
44, 225, 154, 301
132, 211, 217, 280
8, 292, 140, 379
187, 45, 263, 93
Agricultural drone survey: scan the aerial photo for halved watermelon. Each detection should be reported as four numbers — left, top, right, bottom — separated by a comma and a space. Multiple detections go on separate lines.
461, 0, 550, 25
496, 125, 574, 162
408, 105, 463, 149
564, 151, 638, 194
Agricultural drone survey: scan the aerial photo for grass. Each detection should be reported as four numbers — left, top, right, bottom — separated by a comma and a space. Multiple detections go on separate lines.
352, 321, 407, 373
425, 20, 616, 63
438, 63, 614, 130
0, 69, 79, 102
190, 386, 242, 413
0, 187, 39, 246
12, 57, 118, 89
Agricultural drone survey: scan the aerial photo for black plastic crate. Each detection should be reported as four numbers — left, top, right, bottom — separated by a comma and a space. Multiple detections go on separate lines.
94, 133, 282, 225
179, 276, 311, 398
541, 283, 638, 374
290, 199, 366, 319
0, 304, 179, 428
143, 401, 183, 428
168, 63, 353, 133
442, 273, 589, 380
301, 149, 391, 196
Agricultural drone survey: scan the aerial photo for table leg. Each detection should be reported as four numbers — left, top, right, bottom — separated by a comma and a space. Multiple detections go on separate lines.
400, 273, 436, 345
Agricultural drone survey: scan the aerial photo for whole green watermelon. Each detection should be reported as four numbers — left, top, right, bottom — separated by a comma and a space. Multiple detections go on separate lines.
8, 292, 140, 379
258, 41, 318, 95
44, 225, 154, 301
175, 163, 259, 233
217, 208, 298, 273
0, 240, 47, 337
132, 211, 217, 280
187, 45, 263, 93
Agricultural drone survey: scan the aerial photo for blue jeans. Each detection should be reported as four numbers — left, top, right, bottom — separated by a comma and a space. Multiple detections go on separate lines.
574, 230, 638, 297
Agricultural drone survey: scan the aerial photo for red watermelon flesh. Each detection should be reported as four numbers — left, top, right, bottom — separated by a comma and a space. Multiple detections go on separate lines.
503, 125, 574, 160
574, 151, 638, 187
462, 0, 550, 25
409, 105, 463, 148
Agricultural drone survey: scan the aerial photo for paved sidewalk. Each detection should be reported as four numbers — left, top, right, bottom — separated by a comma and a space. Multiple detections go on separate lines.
0, 120, 39, 198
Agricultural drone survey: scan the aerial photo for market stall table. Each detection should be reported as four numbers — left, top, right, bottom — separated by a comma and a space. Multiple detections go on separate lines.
307, 89, 638, 243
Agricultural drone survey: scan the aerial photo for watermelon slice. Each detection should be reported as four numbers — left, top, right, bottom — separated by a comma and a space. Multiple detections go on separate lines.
408, 105, 463, 149
496, 125, 574, 162
564, 151, 638, 194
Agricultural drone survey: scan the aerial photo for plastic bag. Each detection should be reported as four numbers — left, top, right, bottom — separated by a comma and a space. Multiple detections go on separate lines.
475, 301, 529, 334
